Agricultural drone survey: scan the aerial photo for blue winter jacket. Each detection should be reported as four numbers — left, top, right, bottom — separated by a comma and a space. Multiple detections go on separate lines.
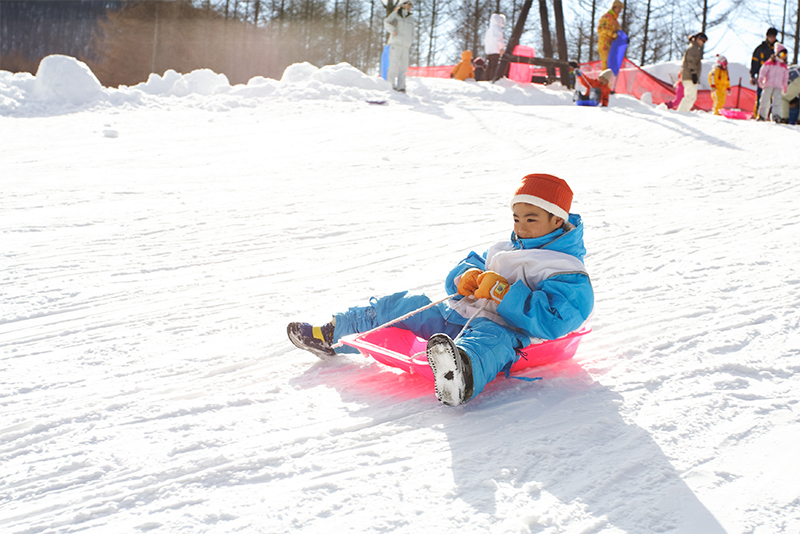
444, 213, 594, 340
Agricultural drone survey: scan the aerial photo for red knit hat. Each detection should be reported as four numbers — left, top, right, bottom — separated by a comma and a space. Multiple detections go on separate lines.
510, 174, 573, 220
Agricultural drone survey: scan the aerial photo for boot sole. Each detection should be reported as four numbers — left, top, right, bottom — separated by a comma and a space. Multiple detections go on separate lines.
426, 334, 466, 406
287, 324, 336, 359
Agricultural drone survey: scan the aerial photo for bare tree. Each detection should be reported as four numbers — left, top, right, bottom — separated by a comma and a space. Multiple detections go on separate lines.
450, 0, 491, 59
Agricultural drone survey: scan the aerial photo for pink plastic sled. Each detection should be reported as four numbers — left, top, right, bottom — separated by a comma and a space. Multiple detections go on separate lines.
720, 109, 752, 120
339, 327, 590, 382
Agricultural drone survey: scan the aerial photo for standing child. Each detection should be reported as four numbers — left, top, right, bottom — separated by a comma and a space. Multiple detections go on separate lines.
758, 43, 790, 121
666, 77, 685, 109
288, 174, 594, 407
708, 55, 731, 115
473, 56, 486, 81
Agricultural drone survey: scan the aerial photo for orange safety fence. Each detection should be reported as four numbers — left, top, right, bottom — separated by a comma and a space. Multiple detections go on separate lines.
407, 65, 454, 78
408, 56, 757, 114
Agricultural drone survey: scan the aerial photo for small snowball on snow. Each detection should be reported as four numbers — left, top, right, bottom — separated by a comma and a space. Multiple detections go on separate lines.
640, 92, 653, 105
281, 62, 319, 84
103, 129, 118, 138
32, 55, 105, 106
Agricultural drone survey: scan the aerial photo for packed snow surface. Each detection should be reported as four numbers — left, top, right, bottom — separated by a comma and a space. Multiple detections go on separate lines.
2, 55, 800, 534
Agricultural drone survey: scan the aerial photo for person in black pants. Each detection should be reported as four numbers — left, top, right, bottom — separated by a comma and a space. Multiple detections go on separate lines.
750, 27, 779, 116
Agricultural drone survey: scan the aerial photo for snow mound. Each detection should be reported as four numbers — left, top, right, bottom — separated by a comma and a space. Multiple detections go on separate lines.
32, 54, 106, 106
310, 62, 388, 91
167, 68, 230, 97
280, 61, 320, 84
134, 69, 184, 95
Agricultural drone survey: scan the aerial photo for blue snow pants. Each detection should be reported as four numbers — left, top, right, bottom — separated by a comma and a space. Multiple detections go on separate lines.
333, 291, 531, 400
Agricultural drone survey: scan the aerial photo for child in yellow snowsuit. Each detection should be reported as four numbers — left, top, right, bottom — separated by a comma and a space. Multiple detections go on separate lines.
451, 50, 476, 81
597, 0, 623, 70
708, 54, 731, 115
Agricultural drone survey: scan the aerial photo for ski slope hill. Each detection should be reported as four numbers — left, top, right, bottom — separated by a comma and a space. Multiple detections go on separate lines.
2, 56, 799, 534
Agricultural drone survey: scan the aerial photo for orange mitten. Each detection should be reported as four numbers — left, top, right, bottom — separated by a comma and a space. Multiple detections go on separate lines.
457, 268, 483, 296
474, 271, 510, 303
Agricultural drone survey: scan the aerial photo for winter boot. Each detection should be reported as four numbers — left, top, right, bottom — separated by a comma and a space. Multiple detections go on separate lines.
287, 321, 336, 359
426, 333, 474, 406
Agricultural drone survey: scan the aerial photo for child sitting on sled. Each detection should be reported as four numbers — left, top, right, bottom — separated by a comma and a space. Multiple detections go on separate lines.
288, 174, 594, 407
451, 50, 476, 81
574, 68, 613, 107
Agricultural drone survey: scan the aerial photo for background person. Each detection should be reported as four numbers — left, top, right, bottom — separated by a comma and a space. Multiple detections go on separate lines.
575, 68, 613, 107
384, 1, 415, 93
757, 43, 789, 121
597, 1, 623, 70
708, 54, 730, 115
451, 50, 475, 81
751, 28, 779, 116
780, 64, 800, 123
677, 32, 707, 113
484, 13, 505, 80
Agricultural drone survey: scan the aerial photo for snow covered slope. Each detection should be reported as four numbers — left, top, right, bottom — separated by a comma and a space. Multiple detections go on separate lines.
2, 55, 799, 534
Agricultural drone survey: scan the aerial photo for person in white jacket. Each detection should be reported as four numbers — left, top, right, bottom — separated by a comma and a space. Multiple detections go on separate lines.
484, 13, 506, 80
384, 1, 415, 92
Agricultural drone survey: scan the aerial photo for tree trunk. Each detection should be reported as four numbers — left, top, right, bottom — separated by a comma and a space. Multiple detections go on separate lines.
472, 0, 480, 56
553, 0, 567, 61
795, 0, 800, 64
427, 0, 437, 66
495, 0, 534, 80
640, 0, 651, 65
538, 0, 554, 77
539, 0, 553, 58
701, 0, 708, 32
151, 2, 158, 74
621, 0, 627, 34
589, 0, 596, 61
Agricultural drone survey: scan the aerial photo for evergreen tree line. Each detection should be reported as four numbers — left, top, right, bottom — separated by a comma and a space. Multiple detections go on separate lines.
0, 1, 123, 75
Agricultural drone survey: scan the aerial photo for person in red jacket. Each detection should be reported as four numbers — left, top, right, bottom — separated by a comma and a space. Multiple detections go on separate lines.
575, 68, 613, 106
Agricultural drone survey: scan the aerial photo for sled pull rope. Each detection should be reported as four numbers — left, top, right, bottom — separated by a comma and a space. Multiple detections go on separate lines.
331, 293, 458, 349
453, 300, 489, 342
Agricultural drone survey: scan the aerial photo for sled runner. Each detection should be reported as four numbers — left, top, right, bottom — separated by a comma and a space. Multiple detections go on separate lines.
575, 87, 602, 106
380, 45, 390, 80
339, 327, 590, 381
608, 31, 629, 75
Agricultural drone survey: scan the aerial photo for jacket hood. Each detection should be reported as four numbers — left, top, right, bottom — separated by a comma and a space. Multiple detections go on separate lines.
461, 50, 473, 61
511, 213, 587, 262
607, 0, 622, 14
489, 13, 505, 29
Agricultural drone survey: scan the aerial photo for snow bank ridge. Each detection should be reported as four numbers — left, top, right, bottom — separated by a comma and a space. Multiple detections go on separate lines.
0, 55, 396, 115
0, 54, 582, 116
